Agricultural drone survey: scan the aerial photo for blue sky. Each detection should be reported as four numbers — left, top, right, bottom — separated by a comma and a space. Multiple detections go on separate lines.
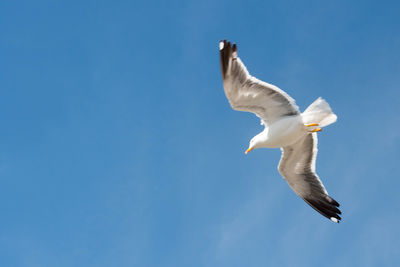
1, 0, 400, 266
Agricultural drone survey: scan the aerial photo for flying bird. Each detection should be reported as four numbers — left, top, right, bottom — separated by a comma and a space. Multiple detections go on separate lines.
219, 40, 341, 223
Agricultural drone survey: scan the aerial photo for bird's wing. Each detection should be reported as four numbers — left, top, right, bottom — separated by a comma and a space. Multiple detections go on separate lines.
219, 40, 300, 125
278, 133, 342, 222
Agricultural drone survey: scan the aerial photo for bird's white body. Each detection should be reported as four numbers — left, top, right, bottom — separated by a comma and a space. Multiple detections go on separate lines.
257, 115, 306, 148
253, 97, 337, 148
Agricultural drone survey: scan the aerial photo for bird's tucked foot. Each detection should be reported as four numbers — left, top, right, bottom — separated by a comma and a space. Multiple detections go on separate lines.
305, 123, 322, 133
311, 127, 322, 133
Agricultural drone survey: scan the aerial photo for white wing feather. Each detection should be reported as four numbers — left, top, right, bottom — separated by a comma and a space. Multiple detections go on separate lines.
278, 133, 341, 222
219, 40, 299, 126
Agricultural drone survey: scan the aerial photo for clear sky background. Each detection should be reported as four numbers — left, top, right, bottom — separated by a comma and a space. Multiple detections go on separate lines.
1, 0, 400, 266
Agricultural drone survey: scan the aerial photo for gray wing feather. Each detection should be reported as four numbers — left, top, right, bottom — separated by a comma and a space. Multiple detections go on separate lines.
219, 40, 299, 126
278, 133, 342, 222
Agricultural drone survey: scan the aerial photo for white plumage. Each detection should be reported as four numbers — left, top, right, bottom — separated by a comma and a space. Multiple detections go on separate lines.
219, 40, 341, 223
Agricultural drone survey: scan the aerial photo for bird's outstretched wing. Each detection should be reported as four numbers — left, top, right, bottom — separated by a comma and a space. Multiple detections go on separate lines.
278, 133, 342, 222
219, 40, 299, 125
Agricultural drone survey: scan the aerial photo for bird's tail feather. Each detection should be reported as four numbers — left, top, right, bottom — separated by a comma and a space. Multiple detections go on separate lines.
302, 97, 337, 127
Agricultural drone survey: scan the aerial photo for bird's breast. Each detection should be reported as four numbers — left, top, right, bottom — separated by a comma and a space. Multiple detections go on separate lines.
263, 116, 305, 148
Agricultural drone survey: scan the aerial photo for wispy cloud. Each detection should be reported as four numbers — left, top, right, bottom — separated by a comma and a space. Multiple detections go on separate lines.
215, 182, 286, 259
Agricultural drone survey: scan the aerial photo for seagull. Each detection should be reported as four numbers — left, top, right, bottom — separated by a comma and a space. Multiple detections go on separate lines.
219, 40, 341, 223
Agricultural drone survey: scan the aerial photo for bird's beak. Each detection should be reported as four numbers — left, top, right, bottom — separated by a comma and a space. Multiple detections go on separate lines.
245, 147, 254, 154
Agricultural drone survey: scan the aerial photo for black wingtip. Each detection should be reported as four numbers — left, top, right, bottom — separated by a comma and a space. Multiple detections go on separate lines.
219, 40, 237, 80
329, 197, 340, 207
303, 196, 342, 223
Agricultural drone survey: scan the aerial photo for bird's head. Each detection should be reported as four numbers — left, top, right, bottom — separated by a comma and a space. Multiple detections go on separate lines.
245, 135, 263, 154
